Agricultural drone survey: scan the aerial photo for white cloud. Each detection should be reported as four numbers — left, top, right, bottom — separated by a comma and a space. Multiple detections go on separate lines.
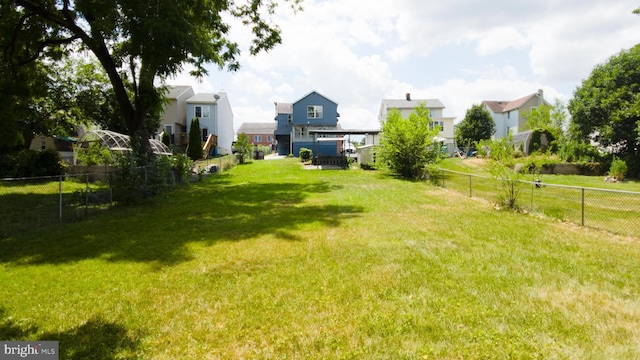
164, 0, 640, 133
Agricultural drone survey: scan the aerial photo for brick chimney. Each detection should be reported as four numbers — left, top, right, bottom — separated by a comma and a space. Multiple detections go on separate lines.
406, 93, 411, 101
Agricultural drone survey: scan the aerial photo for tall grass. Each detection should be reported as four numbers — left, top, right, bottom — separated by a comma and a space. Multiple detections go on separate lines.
1, 159, 639, 359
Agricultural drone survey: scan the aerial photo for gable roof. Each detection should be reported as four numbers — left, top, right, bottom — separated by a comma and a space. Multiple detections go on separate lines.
381, 98, 445, 110
166, 85, 193, 100
483, 92, 544, 113
293, 90, 338, 105
237, 122, 276, 134
186, 92, 225, 104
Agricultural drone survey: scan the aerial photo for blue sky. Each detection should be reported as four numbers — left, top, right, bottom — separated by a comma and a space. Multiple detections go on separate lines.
167, 0, 640, 132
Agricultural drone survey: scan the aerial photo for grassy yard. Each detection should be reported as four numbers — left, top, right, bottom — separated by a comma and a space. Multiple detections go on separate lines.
1, 158, 640, 359
440, 157, 640, 192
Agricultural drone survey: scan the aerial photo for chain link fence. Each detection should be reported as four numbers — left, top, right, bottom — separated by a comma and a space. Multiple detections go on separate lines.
0, 173, 113, 237
437, 169, 640, 238
0, 155, 238, 238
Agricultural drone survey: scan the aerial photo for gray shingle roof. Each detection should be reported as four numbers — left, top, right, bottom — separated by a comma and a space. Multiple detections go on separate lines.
381, 98, 445, 109
483, 92, 539, 113
237, 122, 276, 134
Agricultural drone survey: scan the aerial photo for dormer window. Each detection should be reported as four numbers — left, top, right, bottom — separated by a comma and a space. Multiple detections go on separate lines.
307, 105, 323, 119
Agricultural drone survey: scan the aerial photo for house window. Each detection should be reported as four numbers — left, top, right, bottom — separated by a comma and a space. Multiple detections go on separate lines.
307, 105, 323, 119
254, 135, 262, 143
287, 114, 292, 124
429, 121, 444, 131
195, 106, 210, 118
295, 127, 307, 139
267, 135, 272, 142
164, 125, 173, 134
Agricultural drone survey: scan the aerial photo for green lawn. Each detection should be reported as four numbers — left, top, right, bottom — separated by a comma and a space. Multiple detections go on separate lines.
440, 157, 640, 191
2, 158, 640, 359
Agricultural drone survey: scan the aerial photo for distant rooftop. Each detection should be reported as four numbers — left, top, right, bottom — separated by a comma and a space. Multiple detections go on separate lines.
237, 122, 276, 134
381, 98, 445, 109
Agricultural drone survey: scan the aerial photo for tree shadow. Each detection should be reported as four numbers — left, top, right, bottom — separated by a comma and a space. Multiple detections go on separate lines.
0, 177, 364, 267
0, 308, 140, 360
0, 191, 112, 238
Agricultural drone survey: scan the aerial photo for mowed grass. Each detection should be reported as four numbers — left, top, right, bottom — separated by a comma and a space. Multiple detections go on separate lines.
2, 158, 640, 359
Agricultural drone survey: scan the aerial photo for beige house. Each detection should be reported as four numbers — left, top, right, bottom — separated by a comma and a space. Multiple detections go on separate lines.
29, 134, 75, 163
378, 93, 456, 150
158, 85, 195, 146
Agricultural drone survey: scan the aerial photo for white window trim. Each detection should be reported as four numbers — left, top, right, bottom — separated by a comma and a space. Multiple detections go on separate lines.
307, 105, 323, 119
195, 105, 210, 118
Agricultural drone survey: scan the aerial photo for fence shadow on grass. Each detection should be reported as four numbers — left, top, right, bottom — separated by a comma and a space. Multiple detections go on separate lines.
0, 308, 140, 360
0, 178, 364, 267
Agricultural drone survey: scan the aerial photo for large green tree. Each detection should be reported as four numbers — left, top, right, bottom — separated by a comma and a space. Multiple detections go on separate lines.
454, 103, 495, 147
523, 99, 567, 141
568, 44, 640, 158
379, 104, 440, 179
1, 0, 299, 163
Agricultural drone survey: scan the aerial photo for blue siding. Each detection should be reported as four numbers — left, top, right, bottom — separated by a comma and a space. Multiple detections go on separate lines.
293, 142, 338, 157
291, 92, 339, 126
274, 91, 341, 157
274, 113, 290, 135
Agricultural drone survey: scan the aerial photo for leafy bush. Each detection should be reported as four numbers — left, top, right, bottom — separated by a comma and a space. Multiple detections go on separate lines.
0, 149, 64, 178
111, 153, 179, 204
233, 133, 253, 164
76, 142, 113, 165
557, 138, 601, 163
609, 157, 628, 181
161, 131, 172, 147
299, 147, 312, 162
170, 153, 193, 184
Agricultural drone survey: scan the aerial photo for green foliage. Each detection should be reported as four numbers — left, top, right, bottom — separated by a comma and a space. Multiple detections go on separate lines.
568, 44, 640, 157
486, 134, 536, 209
186, 118, 202, 161
455, 103, 495, 147
170, 153, 194, 184
528, 128, 557, 154
112, 153, 177, 204
0, 150, 63, 178
299, 147, 312, 162
161, 131, 172, 147
76, 143, 114, 166
609, 157, 628, 181
233, 133, 253, 164
1, 1, 300, 162
380, 104, 441, 179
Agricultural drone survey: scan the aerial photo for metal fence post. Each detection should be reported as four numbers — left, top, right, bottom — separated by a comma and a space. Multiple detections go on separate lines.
59, 175, 63, 224
85, 178, 89, 217
581, 187, 585, 226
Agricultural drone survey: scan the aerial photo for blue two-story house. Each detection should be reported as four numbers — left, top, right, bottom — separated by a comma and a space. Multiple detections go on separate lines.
274, 91, 341, 157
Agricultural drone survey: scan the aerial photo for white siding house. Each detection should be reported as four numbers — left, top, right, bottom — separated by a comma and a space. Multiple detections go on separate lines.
378, 93, 456, 150
483, 90, 550, 139
186, 91, 235, 155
